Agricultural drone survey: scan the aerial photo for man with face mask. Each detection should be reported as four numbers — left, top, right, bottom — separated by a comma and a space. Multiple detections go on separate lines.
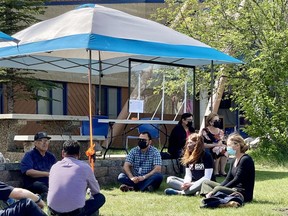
117, 132, 163, 192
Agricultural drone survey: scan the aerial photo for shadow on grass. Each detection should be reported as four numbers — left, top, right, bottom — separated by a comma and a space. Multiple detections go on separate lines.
255, 170, 288, 181
101, 185, 119, 191
252, 199, 279, 205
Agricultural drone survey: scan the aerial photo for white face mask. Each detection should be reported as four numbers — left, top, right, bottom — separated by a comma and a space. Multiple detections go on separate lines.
227, 146, 236, 156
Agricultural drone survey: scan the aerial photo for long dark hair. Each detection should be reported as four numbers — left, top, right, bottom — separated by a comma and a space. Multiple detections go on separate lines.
178, 113, 193, 124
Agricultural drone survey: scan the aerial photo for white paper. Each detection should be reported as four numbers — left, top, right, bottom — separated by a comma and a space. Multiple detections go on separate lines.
129, 99, 144, 113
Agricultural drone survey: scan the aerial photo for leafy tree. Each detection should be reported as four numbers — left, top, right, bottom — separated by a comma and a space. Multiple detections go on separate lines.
153, 0, 288, 163
0, 0, 58, 113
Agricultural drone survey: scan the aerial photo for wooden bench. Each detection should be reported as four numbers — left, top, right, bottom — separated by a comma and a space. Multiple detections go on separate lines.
14, 135, 108, 153
14, 135, 106, 142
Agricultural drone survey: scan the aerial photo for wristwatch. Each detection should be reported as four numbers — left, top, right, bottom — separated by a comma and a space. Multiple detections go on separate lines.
35, 194, 42, 203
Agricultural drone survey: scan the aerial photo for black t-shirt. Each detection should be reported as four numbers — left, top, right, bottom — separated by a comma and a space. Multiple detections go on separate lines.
168, 124, 195, 158
187, 151, 213, 181
0, 181, 14, 201
221, 154, 255, 202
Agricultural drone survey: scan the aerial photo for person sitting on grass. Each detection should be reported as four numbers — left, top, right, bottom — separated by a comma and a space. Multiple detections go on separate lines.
47, 140, 105, 216
164, 133, 213, 195
20, 132, 56, 201
168, 113, 195, 159
201, 112, 228, 178
0, 181, 46, 216
117, 131, 163, 192
200, 133, 255, 202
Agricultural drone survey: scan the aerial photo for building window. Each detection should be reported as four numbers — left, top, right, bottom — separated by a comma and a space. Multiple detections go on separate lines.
37, 83, 67, 115
96, 86, 121, 118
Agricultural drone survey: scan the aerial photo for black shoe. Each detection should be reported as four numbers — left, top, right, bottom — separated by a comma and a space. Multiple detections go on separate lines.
214, 173, 221, 177
147, 185, 154, 192
120, 184, 134, 192
220, 173, 227, 177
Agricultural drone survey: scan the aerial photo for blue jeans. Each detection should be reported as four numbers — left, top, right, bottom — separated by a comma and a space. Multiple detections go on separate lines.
0, 198, 46, 216
118, 172, 163, 191
26, 181, 48, 201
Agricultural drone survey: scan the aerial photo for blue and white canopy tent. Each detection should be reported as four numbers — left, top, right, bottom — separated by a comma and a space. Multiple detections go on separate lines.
0, 31, 19, 43
0, 4, 242, 165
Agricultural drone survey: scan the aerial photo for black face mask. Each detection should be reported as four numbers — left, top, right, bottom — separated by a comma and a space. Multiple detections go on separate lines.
187, 121, 193, 128
213, 120, 221, 129
138, 139, 148, 149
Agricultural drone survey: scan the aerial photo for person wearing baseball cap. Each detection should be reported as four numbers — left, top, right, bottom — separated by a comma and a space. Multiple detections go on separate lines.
20, 132, 56, 201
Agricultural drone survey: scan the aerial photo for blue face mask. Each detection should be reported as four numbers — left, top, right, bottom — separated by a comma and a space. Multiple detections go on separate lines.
227, 146, 236, 156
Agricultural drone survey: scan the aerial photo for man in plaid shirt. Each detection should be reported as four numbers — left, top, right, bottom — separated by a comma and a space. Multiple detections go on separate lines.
118, 132, 163, 192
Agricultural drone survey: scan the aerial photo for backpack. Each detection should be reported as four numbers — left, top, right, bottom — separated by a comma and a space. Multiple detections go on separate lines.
201, 191, 244, 208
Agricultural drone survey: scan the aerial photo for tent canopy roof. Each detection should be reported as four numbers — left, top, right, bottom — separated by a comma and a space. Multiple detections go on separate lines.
0, 4, 242, 75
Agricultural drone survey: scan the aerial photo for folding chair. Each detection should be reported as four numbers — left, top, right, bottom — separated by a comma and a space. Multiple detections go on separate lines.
125, 117, 161, 149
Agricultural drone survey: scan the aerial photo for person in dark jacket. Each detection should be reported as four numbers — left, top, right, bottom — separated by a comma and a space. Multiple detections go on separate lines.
168, 113, 195, 159
0, 181, 46, 216
200, 133, 255, 202
20, 132, 56, 201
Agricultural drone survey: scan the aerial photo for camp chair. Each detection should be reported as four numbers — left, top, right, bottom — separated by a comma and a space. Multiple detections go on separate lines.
125, 117, 161, 149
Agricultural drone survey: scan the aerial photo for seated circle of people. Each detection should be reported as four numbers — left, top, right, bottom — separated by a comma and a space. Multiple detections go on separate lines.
117, 131, 163, 192
200, 133, 255, 202
20, 132, 56, 201
0, 181, 46, 216
167, 113, 195, 159
201, 112, 228, 177
47, 140, 106, 216
164, 133, 213, 195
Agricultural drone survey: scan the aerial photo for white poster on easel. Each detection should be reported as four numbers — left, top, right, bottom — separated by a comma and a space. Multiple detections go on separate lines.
129, 99, 144, 113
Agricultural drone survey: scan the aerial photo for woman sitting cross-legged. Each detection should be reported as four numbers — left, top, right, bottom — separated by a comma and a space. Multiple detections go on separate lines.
164, 133, 213, 196
200, 133, 255, 202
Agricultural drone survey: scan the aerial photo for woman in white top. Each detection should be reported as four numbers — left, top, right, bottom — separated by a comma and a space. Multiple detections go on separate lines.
164, 133, 213, 195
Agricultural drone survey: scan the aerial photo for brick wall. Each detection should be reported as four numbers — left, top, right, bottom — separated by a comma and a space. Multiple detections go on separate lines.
0, 158, 178, 187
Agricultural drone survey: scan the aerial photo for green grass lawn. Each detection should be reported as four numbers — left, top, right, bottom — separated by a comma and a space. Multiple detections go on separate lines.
99, 165, 288, 216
